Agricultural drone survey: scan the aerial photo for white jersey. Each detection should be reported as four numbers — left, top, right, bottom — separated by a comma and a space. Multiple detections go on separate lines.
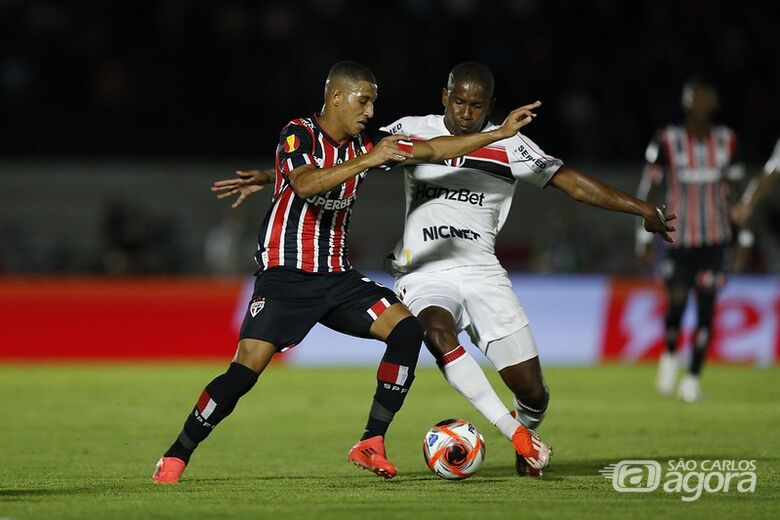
764, 137, 780, 176
381, 115, 563, 274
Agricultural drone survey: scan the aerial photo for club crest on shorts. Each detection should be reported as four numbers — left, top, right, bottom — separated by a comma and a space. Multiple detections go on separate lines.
249, 297, 266, 317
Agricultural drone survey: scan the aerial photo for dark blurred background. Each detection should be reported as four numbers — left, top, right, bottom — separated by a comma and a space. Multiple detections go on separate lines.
1, 0, 778, 275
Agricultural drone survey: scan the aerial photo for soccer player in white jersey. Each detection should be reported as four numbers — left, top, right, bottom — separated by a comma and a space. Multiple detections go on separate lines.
733, 136, 779, 226
732, 136, 780, 272
214, 62, 674, 476
380, 62, 673, 476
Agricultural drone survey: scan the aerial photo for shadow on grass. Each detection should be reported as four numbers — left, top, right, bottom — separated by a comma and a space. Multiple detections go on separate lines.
0, 486, 108, 500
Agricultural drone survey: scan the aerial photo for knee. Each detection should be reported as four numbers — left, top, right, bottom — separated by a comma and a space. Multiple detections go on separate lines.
235, 339, 275, 374
387, 316, 424, 349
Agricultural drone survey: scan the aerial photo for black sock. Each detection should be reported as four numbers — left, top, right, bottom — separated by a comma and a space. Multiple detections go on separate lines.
664, 290, 687, 354
690, 287, 716, 376
361, 317, 423, 440
165, 362, 259, 462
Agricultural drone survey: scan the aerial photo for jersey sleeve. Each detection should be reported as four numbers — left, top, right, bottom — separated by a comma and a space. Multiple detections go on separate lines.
504, 134, 563, 188
643, 130, 667, 185
724, 129, 745, 181
373, 121, 415, 170
277, 123, 315, 176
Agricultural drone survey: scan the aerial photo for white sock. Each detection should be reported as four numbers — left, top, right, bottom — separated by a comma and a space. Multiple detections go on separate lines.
514, 397, 546, 430
440, 346, 520, 441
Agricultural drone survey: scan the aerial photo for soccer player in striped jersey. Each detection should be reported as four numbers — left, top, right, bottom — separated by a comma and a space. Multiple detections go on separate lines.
222, 62, 675, 478
153, 61, 542, 483
636, 78, 745, 402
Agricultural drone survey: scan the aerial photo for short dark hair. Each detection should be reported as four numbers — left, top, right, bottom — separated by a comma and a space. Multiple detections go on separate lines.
447, 62, 495, 98
682, 76, 717, 94
326, 61, 377, 86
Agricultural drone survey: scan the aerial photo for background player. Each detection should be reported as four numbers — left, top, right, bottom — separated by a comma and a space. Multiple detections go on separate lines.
154, 61, 543, 483
381, 62, 674, 476
636, 78, 745, 402
732, 136, 780, 273
221, 62, 674, 477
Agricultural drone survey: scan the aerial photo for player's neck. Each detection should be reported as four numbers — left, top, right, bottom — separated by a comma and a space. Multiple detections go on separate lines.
685, 118, 712, 138
317, 110, 349, 143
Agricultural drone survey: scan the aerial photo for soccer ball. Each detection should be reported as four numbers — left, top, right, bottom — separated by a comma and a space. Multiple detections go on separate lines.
423, 419, 486, 480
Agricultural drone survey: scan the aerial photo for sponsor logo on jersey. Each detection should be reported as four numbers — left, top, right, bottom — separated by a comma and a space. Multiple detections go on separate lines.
512, 143, 549, 170
422, 225, 482, 242
444, 156, 466, 167
306, 192, 357, 210
249, 297, 266, 317
284, 134, 300, 153
415, 183, 485, 206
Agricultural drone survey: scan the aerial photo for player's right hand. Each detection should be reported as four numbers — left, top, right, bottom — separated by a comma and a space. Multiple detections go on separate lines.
211, 169, 272, 208
367, 134, 414, 168
643, 204, 677, 243
497, 101, 541, 139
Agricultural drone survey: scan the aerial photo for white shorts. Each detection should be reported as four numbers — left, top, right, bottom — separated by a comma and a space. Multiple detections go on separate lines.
395, 266, 538, 369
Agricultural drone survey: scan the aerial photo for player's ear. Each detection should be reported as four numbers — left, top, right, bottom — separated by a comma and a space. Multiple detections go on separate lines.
331, 87, 342, 107
488, 98, 496, 117
441, 87, 449, 108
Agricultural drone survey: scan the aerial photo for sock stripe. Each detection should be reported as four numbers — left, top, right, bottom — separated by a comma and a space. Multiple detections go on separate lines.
377, 360, 409, 385
439, 345, 467, 367
196, 389, 211, 413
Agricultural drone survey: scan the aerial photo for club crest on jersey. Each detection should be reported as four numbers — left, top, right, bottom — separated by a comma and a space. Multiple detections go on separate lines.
249, 297, 266, 317
444, 156, 466, 167
284, 134, 300, 153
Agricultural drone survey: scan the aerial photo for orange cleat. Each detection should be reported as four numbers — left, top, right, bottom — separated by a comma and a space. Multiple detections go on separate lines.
348, 435, 397, 479
152, 456, 187, 484
512, 426, 551, 477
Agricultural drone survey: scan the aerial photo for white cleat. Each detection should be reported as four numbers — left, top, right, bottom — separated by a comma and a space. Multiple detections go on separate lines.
656, 352, 678, 396
677, 374, 703, 403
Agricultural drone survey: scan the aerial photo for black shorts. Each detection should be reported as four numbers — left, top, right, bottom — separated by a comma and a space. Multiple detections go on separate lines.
239, 267, 401, 351
665, 245, 727, 288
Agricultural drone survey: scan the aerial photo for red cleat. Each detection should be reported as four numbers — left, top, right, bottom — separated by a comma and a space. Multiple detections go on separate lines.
348, 435, 397, 479
152, 456, 187, 484
512, 426, 551, 477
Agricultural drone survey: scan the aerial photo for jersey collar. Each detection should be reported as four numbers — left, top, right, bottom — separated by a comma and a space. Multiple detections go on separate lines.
313, 113, 350, 148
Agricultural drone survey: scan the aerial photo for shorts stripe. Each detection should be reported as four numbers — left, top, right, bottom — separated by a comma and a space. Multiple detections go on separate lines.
367, 297, 391, 320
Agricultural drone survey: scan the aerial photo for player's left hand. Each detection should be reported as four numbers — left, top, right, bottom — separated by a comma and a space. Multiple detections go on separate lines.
643, 204, 676, 243
497, 101, 542, 138
211, 169, 273, 208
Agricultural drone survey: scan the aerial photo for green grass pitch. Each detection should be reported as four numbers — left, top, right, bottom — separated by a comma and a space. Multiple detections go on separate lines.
2, 364, 779, 519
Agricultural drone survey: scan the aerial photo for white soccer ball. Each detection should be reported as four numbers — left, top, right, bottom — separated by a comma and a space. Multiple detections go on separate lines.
423, 419, 486, 480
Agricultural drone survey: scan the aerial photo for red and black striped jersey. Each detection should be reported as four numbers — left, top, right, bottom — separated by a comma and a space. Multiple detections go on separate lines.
644, 124, 744, 248
255, 114, 374, 273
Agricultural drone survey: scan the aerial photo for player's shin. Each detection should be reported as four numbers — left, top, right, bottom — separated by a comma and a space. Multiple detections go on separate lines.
690, 288, 716, 376
165, 362, 259, 462
438, 346, 521, 440
362, 317, 422, 440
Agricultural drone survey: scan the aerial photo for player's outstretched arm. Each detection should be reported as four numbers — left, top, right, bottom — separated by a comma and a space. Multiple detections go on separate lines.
732, 173, 778, 226
211, 169, 275, 208
289, 134, 412, 198
550, 165, 677, 242
409, 101, 541, 163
